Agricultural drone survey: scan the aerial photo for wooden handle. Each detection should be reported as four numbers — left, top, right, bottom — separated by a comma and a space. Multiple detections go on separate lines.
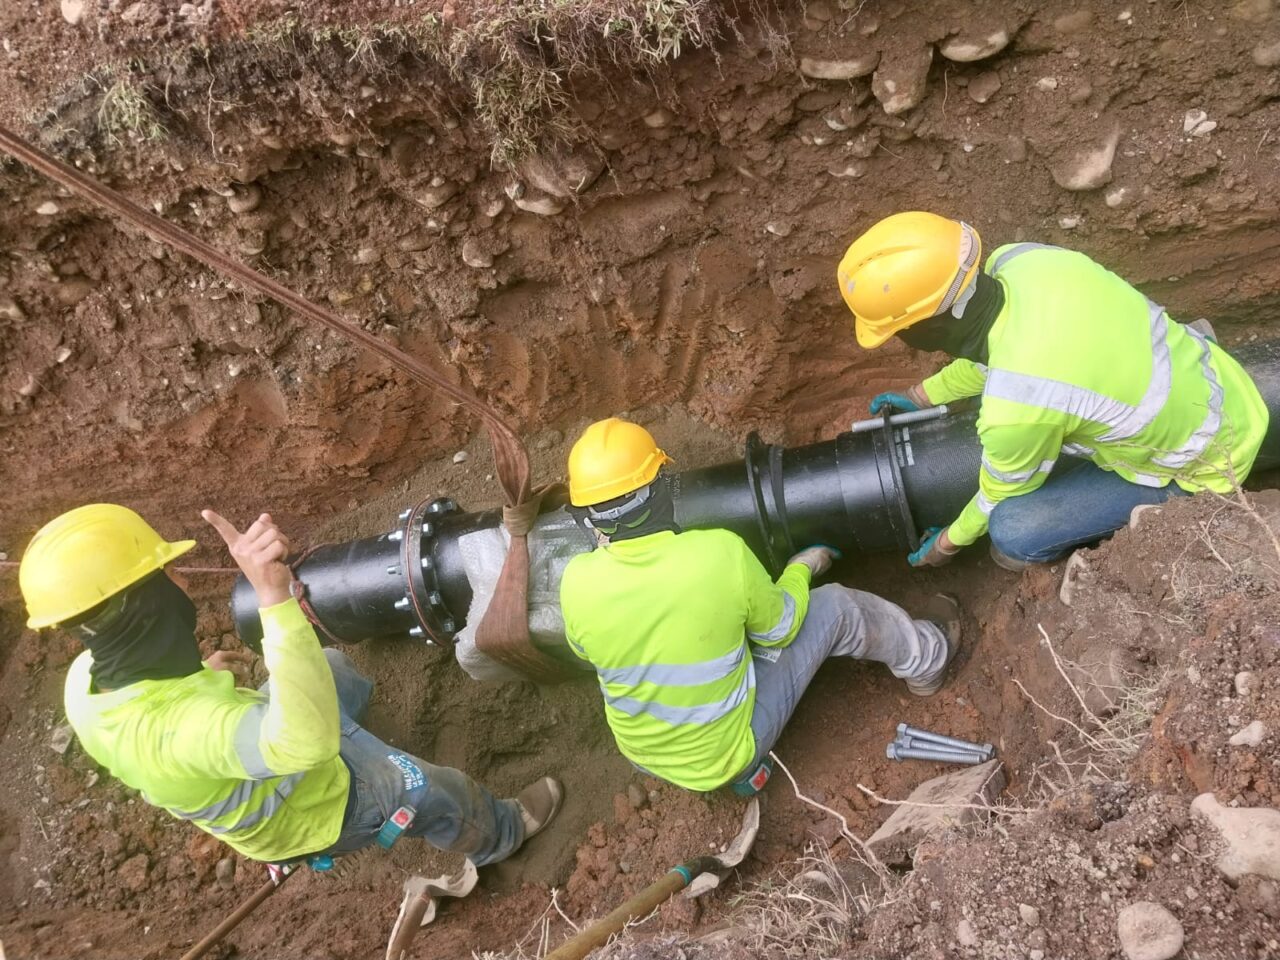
178, 874, 285, 960
545, 870, 688, 960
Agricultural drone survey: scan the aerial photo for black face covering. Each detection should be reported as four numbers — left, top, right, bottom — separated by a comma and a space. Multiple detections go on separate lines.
584, 474, 681, 543
896, 271, 1006, 364
75, 572, 202, 690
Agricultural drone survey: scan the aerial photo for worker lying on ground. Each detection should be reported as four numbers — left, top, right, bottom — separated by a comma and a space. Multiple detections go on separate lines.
19, 504, 562, 872
839, 211, 1269, 571
557, 418, 961, 794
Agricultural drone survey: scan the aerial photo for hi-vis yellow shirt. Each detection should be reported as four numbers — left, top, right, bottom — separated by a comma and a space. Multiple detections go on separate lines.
560, 529, 811, 792
922, 243, 1268, 546
65, 599, 349, 862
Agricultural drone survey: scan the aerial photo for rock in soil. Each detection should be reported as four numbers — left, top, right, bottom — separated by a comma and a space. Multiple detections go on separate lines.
1116, 901, 1184, 960
1191, 793, 1280, 882
867, 759, 1006, 864
1227, 719, 1267, 746
1049, 123, 1121, 190
872, 46, 933, 116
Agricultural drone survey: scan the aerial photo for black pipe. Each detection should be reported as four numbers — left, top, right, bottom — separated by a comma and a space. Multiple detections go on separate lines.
232, 339, 1280, 653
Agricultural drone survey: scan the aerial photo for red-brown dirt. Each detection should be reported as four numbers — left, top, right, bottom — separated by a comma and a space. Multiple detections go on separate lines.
2, 1, 1280, 958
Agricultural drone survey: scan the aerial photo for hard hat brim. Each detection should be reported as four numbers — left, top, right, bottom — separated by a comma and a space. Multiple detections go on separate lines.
24, 537, 198, 629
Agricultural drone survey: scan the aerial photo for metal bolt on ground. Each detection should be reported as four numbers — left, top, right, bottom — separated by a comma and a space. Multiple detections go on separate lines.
886, 742, 987, 765
896, 722, 994, 759
896, 735, 990, 759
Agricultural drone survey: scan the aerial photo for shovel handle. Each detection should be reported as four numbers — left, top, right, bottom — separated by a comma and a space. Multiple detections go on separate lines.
545, 856, 720, 960
178, 871, 289, 960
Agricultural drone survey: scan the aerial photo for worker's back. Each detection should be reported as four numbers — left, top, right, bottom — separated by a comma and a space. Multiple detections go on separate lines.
65, 640, 349, 862
982, 244, 1268, 492
559, 528, 760, 792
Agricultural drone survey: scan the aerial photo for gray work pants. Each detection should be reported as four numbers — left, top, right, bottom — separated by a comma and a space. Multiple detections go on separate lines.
742, 584, 950, 773
262, 649, 524, 865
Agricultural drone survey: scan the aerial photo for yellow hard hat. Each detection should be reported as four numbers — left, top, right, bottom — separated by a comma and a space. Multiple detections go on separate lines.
567, 418, 673, 507
837, 212, 982, 349
19, 504, 196, 629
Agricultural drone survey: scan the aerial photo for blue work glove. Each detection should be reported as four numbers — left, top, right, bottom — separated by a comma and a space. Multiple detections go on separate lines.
869, 392, 920, 415
908, 527, 959, 568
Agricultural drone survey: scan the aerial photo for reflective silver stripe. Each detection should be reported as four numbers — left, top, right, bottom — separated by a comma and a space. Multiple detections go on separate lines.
167, 773, 306, 834
1151, 327, 1224, 469
936, 221, 981, 314
974, 363, 989, 375
976, 492, 997, 516
1062, 442, 1095, 457
233, 704, 279, 780
596, 644, 745, 688
603, 661, 754, 727
746, 591, 797, 643
989, 242, 1062, 274
1128, 472, 1167, 488
981, 455, 1055, 484
984, 300, 1171, 442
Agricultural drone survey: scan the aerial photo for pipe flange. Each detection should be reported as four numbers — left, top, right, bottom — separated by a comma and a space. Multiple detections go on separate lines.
744, 432, 787, 574
400, 497, 459, 645
871, 412, 921, 552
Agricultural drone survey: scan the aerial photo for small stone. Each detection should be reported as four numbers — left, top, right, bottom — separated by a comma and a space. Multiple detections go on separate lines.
643, 108, 673, 129
956, 918, 978, 947
118, 854, 150, 892
352, 247, 380, 265
514, 195, 566, 216
765, 221, 793, 238
452, 451, 469, 465
50, 725, 74, 754
1254, 40, 1280, 68
872, 46, 933, 115
226, 184, 262, 215
60, 0, 86, 24
1116, 902, 1184, 960
36, 201, 59, 216
799, 53, 880, 80
461, 238, 493, 269
55, 346, 73, 364
626, 783, 648, 809
1030, 952, 1045, 960
414, 180, 457, 211
1050, 124, 1121, 191
1183, 109, 1217, 137
1229, 720, 1267, 747
1118, 9, 1133, 21
215, 857, 236, 890
827, 161, 868, 179
1235, 671, 1257, 697
940, 29, 1010, 63
967, 71, 1002, 104
1036, 77, 1059, 92
1018, 903, 1041, 927
1105, 186, 1131, 209
0, 296, 27, 322
1054, 10, 1094, 32
1192, 793, 1280, 882
518, 146, 605, 198
17, 373, 40, 397
1058, 215, 1082, 229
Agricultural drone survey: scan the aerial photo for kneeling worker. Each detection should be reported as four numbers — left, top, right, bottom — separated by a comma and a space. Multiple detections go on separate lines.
19, 504, 562, 873
839, 211, 1269, 570
558, 418, 961, 793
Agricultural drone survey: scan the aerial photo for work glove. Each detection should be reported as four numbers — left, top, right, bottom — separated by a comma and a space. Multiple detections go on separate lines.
788, 545, 841, 578
869, 392, 920, 415
908, 527, 960, 568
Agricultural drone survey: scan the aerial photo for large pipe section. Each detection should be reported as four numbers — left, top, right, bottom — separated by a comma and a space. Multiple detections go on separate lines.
233, 339, 1280, 654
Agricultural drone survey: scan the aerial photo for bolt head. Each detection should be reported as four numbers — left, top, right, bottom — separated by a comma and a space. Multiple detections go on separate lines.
885, 742, 899, 760
428, 591, 443, 607
441, 619, 455, 633
398, 508, 412, 521
388, 530, 403, 542
421, 521, 434, 537
421, 555, 433, 570
408, 626, 424, 638
896, 722, 909, 735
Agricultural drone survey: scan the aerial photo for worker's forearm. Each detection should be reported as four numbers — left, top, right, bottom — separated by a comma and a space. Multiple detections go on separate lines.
754, 563, 811, 648
253, 599, 341, 775
921, 358, 988, 405
946, 497, 990, 547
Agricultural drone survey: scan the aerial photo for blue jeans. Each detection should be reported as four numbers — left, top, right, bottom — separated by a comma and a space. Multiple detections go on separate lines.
742, 585, 949, 774
988, 461, 1190, 564
263, 650, 524, 865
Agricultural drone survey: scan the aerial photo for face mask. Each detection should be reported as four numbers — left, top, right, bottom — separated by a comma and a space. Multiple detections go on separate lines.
896, 272, 1006, 364
77, 572, 202, 689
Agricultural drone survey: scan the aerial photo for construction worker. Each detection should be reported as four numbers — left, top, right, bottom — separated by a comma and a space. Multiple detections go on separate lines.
19, 504, 562, 873
838, 211, 1269, 570
558, 418, 961, 794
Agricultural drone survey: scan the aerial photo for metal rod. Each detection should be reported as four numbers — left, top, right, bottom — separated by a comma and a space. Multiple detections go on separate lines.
849, 405, 951, 435
886, 742, 986, 765
896, 722, 994, 758
896, 735, 990, 758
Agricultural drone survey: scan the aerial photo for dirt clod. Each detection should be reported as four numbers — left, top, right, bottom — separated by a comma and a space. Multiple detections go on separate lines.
1116, 901, 1184, 960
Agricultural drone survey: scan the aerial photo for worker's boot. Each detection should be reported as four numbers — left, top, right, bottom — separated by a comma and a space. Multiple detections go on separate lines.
514, 777, 564, 842
989, 543, 1030, 572
907, 593, 963, 697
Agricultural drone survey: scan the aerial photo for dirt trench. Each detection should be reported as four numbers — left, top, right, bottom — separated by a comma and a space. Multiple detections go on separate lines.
2, 1, 1280, 958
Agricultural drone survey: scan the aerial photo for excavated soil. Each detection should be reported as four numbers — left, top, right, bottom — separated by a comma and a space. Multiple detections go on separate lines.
2, 1, 1280, 958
